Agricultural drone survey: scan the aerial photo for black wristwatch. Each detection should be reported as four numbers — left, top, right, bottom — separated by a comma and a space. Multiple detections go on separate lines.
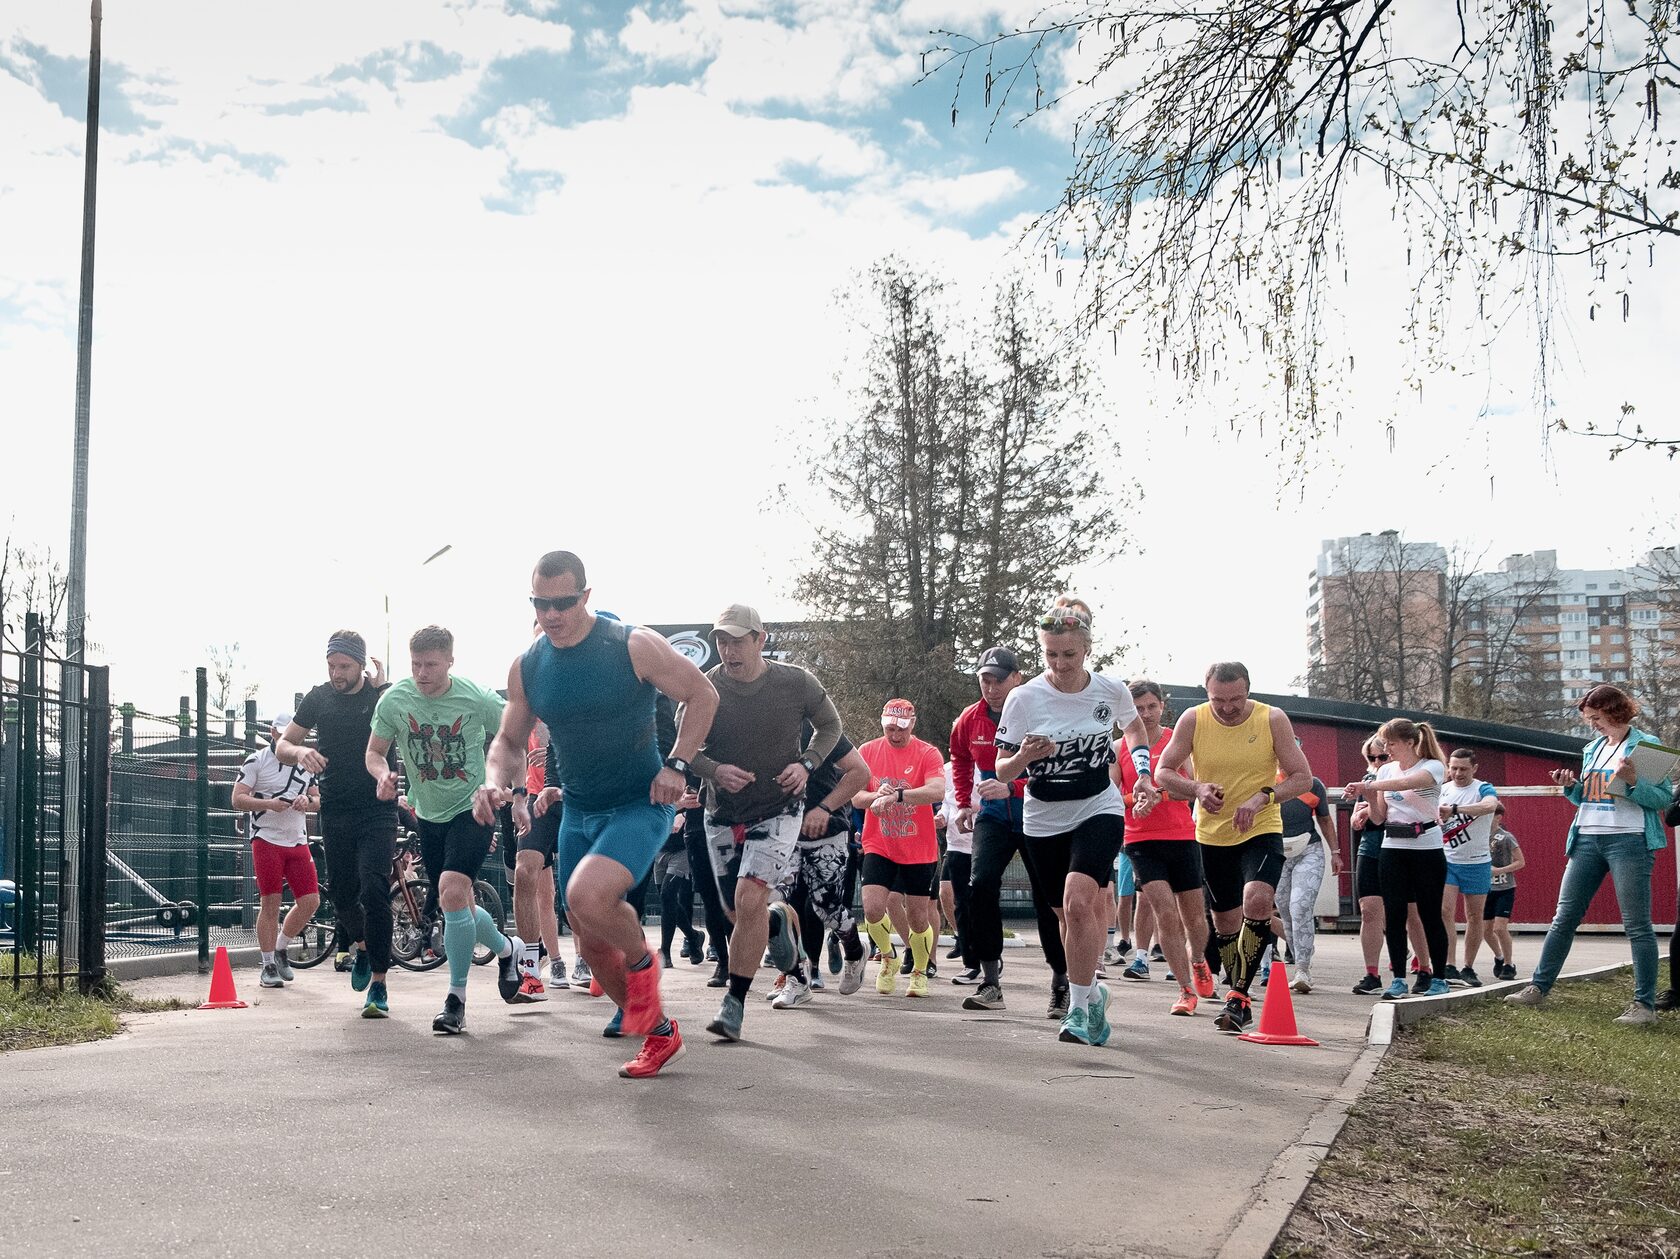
663, 755, 692, 776
1260, 785, 1277, 801
510, 786, 528, 799
799, 756, 819, 774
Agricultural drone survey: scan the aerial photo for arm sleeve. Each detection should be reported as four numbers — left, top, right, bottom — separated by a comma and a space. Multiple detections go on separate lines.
801, 676, 842, 767
949, 712, 975, 809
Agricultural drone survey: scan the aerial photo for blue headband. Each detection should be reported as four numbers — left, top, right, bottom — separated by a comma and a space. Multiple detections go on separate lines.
326, 636, 366, 665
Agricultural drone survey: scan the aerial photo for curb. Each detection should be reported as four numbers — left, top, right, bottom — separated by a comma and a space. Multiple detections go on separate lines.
1219, 960, 1633, 1259
109, 948, 260, 981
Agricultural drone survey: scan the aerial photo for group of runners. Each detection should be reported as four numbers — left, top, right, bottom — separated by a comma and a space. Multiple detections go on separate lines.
230, 549, 1678, 1077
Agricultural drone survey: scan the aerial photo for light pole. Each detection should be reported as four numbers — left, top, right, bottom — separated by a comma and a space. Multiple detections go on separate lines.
385, 543, 453, 666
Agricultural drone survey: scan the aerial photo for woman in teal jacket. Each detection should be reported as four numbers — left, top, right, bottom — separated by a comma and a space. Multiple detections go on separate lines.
1506, 684, 1669, 1025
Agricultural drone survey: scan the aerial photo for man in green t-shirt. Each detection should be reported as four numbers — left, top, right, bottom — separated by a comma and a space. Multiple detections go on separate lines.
367, 624, 522, 1034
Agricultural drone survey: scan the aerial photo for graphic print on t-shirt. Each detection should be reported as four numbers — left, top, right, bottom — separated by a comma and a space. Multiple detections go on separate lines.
406, 713, 470, 783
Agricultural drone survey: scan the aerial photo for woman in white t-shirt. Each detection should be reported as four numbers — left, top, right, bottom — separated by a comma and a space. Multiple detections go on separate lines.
1344, 717, 1451, 999
1506, 683, 1671, 1025
993, 596, 1158, 1049
937, 760, 978, 980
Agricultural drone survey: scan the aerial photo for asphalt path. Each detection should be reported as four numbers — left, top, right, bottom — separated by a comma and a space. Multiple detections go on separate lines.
1, 931, 1637, 1257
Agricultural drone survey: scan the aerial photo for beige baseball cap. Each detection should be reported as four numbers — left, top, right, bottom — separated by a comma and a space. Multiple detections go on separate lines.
712, 604, 765, 638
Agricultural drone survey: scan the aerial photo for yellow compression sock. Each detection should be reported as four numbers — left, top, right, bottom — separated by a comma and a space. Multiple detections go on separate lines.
910, 927, 932, 974
865, 916, 896, 960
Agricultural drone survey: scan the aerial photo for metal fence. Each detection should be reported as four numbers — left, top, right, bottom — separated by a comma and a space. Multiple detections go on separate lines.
1, 613, 111, 992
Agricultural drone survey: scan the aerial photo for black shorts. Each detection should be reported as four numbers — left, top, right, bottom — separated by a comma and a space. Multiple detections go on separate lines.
941, 849, 972, 889
1030, 813, 1126, 908
418, 808, 495, 880
1356, 852, 1383, 901
1126, 839, 1202, 894
1484, 887, 1516, 920
1200, 833, 1284, 914
861, 852, 937, 896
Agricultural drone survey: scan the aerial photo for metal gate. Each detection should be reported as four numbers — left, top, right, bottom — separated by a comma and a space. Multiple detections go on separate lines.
1, 612, 111, 992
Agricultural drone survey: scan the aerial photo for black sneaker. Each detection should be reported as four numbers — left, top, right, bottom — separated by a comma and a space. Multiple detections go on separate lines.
1150, 944, 1165, 962
497, 939, 524, 1003
1213, 994, 1252, 1034
925, 961, 938, 981
952, 967, 983, 986
1412, 972, 1433, 996
706, 959, 729, 988
1443, 965, 1463, 986
946, 942, 963, 960
687, 931, 707, 965
1458, 966, 1483, 988
1351, 973, 1384, 995
432, 993, 466, 1035
963, 983, 1005, 1011
1654, 988, 1678, 1012
826, 932, 842, 975
1047, 984, 1070, 1020
900, 951, 914, 976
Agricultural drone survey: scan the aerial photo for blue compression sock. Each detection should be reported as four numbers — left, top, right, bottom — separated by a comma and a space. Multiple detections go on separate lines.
443, 907, 476, 990
474, 904, 511, 957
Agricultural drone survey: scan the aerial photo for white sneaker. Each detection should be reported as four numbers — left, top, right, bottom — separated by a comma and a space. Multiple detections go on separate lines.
1613, 1001, 1657, 1026
570, 956, 593, 986
771, 972, 813, 1009
1503, 983, 1546, 1007
838, 955, 866, 996
273, 954, 296, 982
259, 961, 284, 989
1290, 971, 1312, 995
1101, 944, 1124, 967
549, 958, 569, 989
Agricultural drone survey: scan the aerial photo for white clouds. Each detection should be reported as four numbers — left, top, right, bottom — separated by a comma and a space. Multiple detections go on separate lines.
897, 166, 1023, 215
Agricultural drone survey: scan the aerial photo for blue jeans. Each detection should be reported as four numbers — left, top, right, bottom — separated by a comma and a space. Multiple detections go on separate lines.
1531, 832, 1658, 1008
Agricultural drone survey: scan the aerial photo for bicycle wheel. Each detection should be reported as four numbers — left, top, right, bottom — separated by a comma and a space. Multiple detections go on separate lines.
285, 894, 336, 968
391, 878, 446, 972
471, 880, 505, 966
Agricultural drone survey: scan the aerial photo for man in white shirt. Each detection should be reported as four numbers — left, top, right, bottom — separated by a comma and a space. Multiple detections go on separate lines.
232, 713, 321, 988
1439, 748, 1499, 987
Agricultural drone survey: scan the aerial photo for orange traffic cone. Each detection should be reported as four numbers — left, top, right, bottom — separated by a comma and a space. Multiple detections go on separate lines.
198, 946, 248, 1010
1239, 963, 1317, 1047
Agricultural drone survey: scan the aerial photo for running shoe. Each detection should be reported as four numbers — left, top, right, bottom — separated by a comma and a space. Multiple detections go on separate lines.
839, 954, 867, 996
900, 950, 914, 976
963, 984, 1004, 1011
1047, 984, 1070, 1020
1458, 966, 1483, 989
549, 958, 570, 989
361, 980, 389, 1019
1258, 964, 1270, 987
1352, 974, 1384, 995
1290, 972, 1312, 995
620, 1019, 685, 1078
659, 950, 674, 969
621, 954, 665, 1035
809, 971, 826, 991
1409, 957, 1421, 974
773, 972, 814, 1009
765, 905, 799, 974
764, 974, 786, 1002
602, 1007, 624, 1038
514, 974, 547, 1003
1655, 988, 1678, 1012
1114, 938, 1132, 959
1443, 965, 1463, 986
1100, 944, 1124, 968
827, 932, 843, 975
1191, 960, 1217, 999
589, 976, 605, 997
706, 944, 719, 962
1426, 979, 1451, 997
1150, 944, 1166, 962
1212, 993, 1252, 1034
432, 993, 466, 1035
1503, 984, 1546, 1006
571, 956, 594, 988
707, 993, 745, 1041
876, 955, 898, 995
1613, 1002, 1658, 1026
685, 932, 707, 965
1057, 1005, 1092, 1045
1411, 972, 1432, 996
907, 971, 929, 999
1381, 979, 1409, 1000
333, 950, 353, 972
1171, 988, 1197, 1017
945, 941, 963, 960
259, 961, 284, 989
952, 967, 983, 986
350, 948, 372, 993
707, 959, 729, 988
925, 961, 938, 981
1121, 957, 1151, 982
1086, 983, 1113, 1047
274, 954, 296, 983
498, 938, 525, 1003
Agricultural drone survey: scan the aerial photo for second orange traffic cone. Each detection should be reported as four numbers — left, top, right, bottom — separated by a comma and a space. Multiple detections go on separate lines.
1239, 962, 1317, 1047
197, 945, 248, 1010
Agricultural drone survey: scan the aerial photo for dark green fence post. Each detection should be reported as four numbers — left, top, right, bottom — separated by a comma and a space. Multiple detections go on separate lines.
196, 668, 210, 971
79, 665, 110, 994
16, 614, 42, 982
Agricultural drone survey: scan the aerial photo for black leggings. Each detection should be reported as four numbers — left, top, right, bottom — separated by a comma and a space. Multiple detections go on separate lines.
968, 814, 1068, 974
1379, 846, 1449, 977
321, 811, 395, 973
659, 873, 699, 957
682, 806, 731, 955
943, 850, 974, 967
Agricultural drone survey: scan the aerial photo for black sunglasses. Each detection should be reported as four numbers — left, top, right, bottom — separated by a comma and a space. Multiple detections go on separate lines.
1367, 753, 1390, 763
530, 593, 586, 614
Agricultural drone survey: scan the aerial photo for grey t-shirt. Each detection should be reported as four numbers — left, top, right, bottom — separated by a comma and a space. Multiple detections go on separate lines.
697, 660, 842, 827
1489, 829, 1521, 890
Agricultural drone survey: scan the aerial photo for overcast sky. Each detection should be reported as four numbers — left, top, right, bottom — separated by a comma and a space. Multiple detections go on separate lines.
3, 0, 1675, 719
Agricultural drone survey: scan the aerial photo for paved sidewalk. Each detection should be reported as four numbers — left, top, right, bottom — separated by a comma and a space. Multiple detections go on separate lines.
2, 931, 1641, 1257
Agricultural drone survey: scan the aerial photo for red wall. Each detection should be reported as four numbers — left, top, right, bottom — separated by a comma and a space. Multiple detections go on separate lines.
1290, 715, 1679, 930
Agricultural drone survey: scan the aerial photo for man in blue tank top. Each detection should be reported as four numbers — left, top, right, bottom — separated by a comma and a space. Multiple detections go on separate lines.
475, 550, 718, 1079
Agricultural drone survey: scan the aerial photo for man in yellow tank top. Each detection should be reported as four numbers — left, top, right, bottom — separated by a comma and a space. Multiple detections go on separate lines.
1154, 662, 1313, 1034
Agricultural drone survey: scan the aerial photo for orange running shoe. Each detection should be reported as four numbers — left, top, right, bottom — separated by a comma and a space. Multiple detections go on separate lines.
1171, 988, 1198, 1016
514, 974, 548, 1003
620, 952, 665, 1035
1191, 960, 1217, 999
619, 1019, 685, 1078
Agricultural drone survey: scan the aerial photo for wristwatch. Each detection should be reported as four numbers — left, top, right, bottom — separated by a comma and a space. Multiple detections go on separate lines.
663, 755, 692, 776
510, 786, 528, 799
1260, 785, 1277, 801
799, 756, 819, 774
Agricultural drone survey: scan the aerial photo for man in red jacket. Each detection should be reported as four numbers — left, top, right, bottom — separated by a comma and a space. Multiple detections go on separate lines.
950, 646, 1071, 1017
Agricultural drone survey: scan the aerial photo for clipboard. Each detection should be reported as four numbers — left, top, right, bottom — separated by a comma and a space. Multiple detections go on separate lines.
1607, 739, 1680, 796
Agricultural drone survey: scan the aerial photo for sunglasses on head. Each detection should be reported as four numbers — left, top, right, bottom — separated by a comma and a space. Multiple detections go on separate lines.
530, 593, 586, 614
1039, 608, 1090, 629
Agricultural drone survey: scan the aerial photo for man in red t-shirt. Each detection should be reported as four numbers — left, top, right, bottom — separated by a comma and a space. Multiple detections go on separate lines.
1114, 680, 1218, 1015
853, 698, 946, 998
